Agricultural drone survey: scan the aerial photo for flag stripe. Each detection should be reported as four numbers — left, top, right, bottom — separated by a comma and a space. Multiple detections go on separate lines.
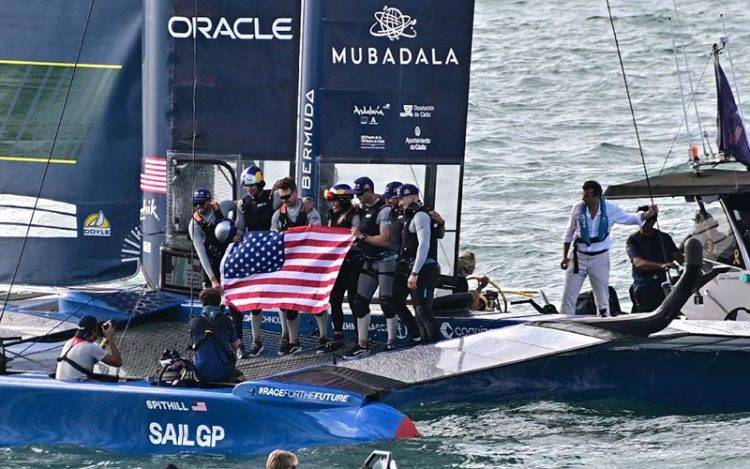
222, 226, 354, 314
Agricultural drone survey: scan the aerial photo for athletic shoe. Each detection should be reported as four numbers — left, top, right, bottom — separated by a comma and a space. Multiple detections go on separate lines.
411, 336, 422, 345
342, 344, 370, 360
236, 345, 246, 360
277, 340, 290, 356
315, 337, 330, 355
385, 343, 396, 351
287, 342, 302, 355
247, 341, 264, 357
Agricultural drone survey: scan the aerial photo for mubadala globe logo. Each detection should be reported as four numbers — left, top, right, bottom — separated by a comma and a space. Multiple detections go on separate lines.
330, 5, 459, 66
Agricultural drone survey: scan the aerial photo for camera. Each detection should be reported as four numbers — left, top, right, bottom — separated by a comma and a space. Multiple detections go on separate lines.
97, 321, 112, 336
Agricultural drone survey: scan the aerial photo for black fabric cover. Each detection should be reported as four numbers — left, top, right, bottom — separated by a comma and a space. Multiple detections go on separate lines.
605, 169, 750, 199
269, 365, 406, 399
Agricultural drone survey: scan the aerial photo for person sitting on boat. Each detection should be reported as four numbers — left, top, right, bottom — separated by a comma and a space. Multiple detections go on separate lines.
190, 288, 242, 383
189, 188, 245, 356
324, 183, 364, 351
343, 176, 399, 358
266, 449, 298, 469
270, 177, 324, 355
234, 166, 281, 358
393, 183, 441, 343
55, 315, 122, 382
626, 207, 684, 313
384, 181, 422, 345
560, 180, 657, 317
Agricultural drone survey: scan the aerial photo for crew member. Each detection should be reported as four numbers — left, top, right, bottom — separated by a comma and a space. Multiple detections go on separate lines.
190, 288, 242, 382
324, 183, 363, 351
626, 207, 683, 312
55, 316, 122, 381
395, 184, 441, 342
270, 177, 324, 355
560, 180, 657, 316
189, 188, 244, 352
234, 165, 281, 357
383, 181, 421, 345
343, 177, 398, 358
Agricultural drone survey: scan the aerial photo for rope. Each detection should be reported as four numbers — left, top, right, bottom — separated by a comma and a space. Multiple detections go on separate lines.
668, 17, 694, 153
605, 0, 674, 279
720, 13, 744, 120
0, 0, 97, 325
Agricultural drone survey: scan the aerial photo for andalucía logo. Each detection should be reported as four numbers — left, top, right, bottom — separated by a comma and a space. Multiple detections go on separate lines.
331, 5, 459, 66
83, 211, 111, 237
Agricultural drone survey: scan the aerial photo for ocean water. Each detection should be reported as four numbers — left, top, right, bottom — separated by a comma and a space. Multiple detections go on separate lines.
7, 0, 750, 467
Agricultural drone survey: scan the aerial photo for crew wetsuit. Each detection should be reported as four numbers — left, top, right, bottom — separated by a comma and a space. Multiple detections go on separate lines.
235, 189, 281, 348
189, 200, 243, 342
388, 206, 420, 342
351, 197, 399, 348
328, 207, 363, 340
397, 203, 441, 342
271, 199, 324, 352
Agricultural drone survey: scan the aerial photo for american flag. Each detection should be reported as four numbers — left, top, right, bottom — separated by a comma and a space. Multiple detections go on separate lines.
221, 226, 354, 314
140, 156, 167, 194
191, 401, 207, 412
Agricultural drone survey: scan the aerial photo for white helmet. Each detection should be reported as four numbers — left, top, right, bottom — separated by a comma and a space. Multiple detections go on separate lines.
214, 220, 237, 244
241, 165, 264, 186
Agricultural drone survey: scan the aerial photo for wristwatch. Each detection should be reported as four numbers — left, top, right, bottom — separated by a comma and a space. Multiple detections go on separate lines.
360, 233, 368, 240
410, 272, 419, 277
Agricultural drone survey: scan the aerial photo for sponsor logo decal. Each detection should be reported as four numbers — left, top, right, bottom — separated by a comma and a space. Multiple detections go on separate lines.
405, 126, 431, 151
370, 6, 417, 41
354, 104, 390, 125
331, 7, 458, 66
299, 89, 315, 192
148, 423, 225, 448
440, 322, 488, 339
146, 400, 189, 411
140, 198, 160, 221
399, 104, 434, 118
256, 386, 351, 404
361, 135, 386, 150
168, 16, 294, 40
83, 211, 111, 237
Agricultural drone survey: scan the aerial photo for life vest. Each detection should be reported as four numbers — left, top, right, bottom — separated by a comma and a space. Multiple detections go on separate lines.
577, 199, 609, 246
328, 207, 359, 228
388, 206, 404, 253
400, 203, 438, 263
278, 203, 308, 232
191, 202, 228, 276
358, 197, 388, 257
241, 190, 274, 232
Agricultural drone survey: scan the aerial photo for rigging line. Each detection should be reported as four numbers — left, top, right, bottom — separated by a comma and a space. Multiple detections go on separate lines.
115, 285, 147, 348
720, 13, 744, 120
668, 17, 694, 150
672, 0, 708, 156
659, 54, 713, 175
0, 0, 98, 325
605, 0, 673, 279
189, 0, 199, 318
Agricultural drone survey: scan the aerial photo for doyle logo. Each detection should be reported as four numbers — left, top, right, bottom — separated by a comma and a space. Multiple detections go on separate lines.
370, 6, 417, 41
257, 386, 351, 404
140, 198, 159, 221
168, 16, 293, 40
148, 423, 225, 448
83, 211, 111, 237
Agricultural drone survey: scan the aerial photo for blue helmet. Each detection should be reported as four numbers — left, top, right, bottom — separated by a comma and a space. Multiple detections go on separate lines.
193, 188, 212, 206
241, 165, 264, 186
396, 183, 419, 199
353, 176, 375, 195
214, 219, 237, 244
324, 183, 355, 201
383, 181, 403, 200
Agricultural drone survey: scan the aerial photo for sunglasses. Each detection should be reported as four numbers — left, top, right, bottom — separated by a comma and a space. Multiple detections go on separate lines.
279, 192, 293, 201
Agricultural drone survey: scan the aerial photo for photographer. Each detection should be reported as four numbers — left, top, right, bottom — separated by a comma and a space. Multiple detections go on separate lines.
55, 315, 122, 382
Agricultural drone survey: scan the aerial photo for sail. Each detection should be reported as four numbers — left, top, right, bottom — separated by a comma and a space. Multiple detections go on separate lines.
715, 59, 750, 168
0, 0, 143, 285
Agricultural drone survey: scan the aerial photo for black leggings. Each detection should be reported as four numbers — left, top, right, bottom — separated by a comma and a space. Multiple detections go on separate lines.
330, 257, 364, 334
393, 262, 440, 342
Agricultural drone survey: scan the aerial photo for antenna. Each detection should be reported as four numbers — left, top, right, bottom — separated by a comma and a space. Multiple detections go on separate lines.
720, 14, 744, 120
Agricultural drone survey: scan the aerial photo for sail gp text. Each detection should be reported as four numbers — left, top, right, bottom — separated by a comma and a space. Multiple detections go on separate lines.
148, 423, 225, 448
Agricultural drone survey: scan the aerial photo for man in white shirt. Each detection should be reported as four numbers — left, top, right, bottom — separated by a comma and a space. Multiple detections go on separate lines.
55, 315, 122, 381
560, 180, 657, 316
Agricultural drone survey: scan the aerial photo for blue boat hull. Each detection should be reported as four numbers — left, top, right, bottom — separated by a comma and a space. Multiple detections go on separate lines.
0, 374, 416, 455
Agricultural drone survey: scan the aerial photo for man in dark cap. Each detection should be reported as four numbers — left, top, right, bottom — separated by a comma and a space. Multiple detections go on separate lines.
55, 315, 122, 381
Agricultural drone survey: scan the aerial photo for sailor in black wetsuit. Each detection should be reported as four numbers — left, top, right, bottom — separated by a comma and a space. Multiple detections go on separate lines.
324, 184, 363, 351
343, 177, 398, 359
189, 188, 244, 350
234, 165, 281, 357
395, 184, 441, 342
383, 181, 421, 345
270, 177, 323, 355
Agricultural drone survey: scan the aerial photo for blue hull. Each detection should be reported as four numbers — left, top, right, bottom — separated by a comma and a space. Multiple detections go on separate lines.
0, 374, 415, 455
382, 342, 750, 411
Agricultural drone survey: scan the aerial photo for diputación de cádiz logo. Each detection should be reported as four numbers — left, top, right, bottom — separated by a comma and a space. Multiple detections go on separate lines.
83, 211, 111, 237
